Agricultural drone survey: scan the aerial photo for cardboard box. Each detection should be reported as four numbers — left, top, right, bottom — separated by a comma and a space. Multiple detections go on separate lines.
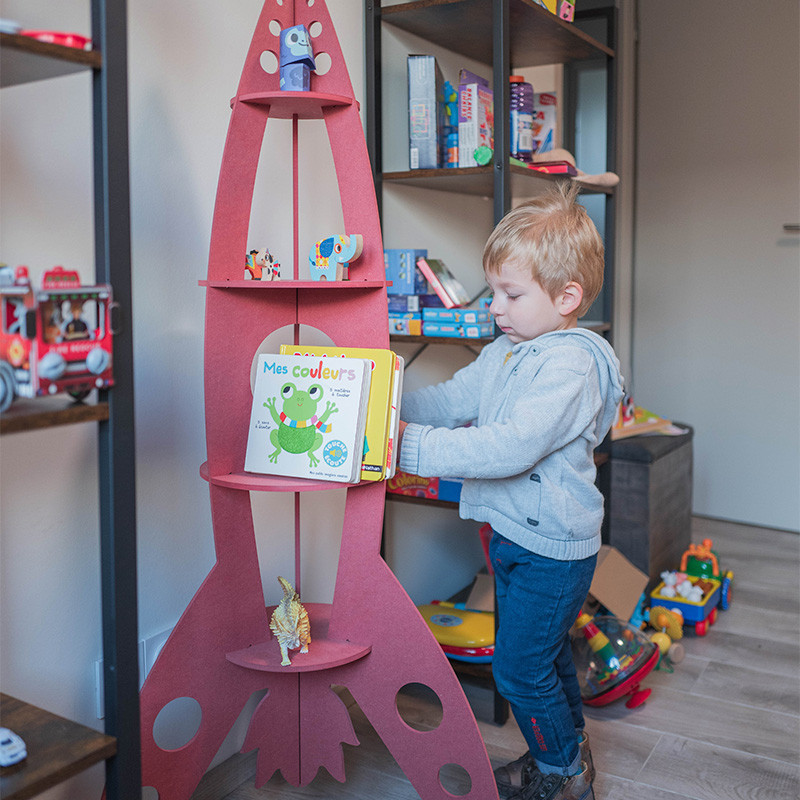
388, 313, 422, 336
408, 55, 445, 169
533, 92, 558, 154
384, 248, 429, 295
464, 544, 648, 622
458, 70, 493, 167
423, 321, 495, 339
422, 307, 492, 324
588, 545, 649, 621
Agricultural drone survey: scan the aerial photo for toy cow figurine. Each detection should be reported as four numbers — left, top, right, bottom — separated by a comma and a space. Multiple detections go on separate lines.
309, 234, 363, 281
279, 24, 316, 91
245, 248, 281, 281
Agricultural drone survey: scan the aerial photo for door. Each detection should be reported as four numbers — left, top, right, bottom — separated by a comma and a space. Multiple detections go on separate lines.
633, 1, 799, 530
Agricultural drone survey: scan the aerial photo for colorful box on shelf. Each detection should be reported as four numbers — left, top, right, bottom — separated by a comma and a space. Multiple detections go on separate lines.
384, 249, 429, 295
532, 0, 576, 22
422, 307, 492, 324
386, 470, 463, 503
387, 293, 444, 313
408, 55, 445, 169
423, 321, 495, 339
458, 69, 493, 168
533, 92, 558, 153
388, 313, 422, 336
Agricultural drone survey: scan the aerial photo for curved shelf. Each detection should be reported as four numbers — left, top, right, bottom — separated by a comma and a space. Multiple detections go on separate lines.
234, 90, 354, 119
226, 603, 371, 673
200, 279, 389, 290
200, 461, 363, 492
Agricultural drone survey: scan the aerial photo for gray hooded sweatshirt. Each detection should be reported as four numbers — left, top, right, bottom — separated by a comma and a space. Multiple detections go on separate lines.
398, 328, 624, 561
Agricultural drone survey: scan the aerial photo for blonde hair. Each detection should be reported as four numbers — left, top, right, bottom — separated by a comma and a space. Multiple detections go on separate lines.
482, 183, 604, 317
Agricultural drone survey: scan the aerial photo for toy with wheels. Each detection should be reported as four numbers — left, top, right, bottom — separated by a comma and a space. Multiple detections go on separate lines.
681, 538, 734, 611
571, 613, 659, 708
651, 574, 721, 636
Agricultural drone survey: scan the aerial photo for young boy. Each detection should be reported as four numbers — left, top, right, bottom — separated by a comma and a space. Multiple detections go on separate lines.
397, 184, 624, 800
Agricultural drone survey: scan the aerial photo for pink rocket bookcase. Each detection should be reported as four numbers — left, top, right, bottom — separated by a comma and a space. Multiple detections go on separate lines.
137, 2, 499, 798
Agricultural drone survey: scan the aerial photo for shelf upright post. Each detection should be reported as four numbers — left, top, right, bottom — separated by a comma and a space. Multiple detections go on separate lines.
492, 0, 511, 224
602, 6, 618, 342
365, 0, 383, 219
91, 1, 141, 798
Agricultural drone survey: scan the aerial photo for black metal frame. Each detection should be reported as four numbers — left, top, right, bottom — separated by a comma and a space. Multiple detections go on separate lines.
91, 1, 141, 797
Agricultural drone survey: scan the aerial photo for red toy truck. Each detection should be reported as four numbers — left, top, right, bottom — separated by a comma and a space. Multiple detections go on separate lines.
0, 265, 114, 412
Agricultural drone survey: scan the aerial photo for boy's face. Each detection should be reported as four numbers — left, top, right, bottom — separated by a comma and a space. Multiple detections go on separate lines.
486, 259, 574, 344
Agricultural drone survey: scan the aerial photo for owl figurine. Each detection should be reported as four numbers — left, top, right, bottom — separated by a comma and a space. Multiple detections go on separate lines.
269, 576, 311, 666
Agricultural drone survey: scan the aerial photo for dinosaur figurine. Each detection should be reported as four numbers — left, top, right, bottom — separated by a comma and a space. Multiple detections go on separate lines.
269, 576, 311, 666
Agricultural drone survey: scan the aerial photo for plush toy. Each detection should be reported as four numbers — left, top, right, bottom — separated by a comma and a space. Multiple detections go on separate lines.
659, 570, 678, 598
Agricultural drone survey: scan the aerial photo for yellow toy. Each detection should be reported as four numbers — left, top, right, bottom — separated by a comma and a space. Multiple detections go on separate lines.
269, 576, 311, 666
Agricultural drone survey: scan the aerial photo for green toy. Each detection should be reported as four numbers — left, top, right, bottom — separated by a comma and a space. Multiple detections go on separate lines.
264, 382, 338, 467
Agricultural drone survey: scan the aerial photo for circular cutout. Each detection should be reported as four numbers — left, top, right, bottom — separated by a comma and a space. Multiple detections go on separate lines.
250, 324, 336, 392
309, 21, 322, 38
153, 697, 202, 751
141, 788, 159, 800
395, 682, 443, 731
314, 51, 331, 76
268, 19, 282, 37
260, 50, 279, 74
438, 763, 472, 796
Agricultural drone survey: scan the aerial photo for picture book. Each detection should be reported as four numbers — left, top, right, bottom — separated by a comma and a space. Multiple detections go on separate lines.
245, 353, 371, 483
279, 345, 397, 481
385, 355, 405, 479
416, 257, 471, 308
611, 398, 674, 440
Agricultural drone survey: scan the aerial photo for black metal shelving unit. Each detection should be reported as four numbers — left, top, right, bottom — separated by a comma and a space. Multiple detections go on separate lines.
0, 2, 140, 797
365, 0, 618, 725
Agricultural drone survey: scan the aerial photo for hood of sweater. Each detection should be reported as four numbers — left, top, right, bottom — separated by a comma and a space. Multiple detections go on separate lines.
513, 328, 624, 438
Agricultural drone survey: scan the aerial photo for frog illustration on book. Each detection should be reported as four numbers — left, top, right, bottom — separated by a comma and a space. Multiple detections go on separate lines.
264, 381, 338, 467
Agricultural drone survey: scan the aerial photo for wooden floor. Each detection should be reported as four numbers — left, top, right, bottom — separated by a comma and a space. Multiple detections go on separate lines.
207, 517, 800, 800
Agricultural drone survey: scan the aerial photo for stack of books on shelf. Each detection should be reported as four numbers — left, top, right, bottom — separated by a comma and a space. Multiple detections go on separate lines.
385, 248, 493, 339
245, 347, 404, 484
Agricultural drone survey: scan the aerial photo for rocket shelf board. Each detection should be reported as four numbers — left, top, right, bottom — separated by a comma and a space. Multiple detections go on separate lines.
199, 279, 389, 289
226, 603, 371, 672
234, 90, 354, 118
199, 462, 365, 492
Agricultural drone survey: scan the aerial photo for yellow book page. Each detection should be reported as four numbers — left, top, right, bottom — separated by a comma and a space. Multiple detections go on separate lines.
279, 344, 395, 481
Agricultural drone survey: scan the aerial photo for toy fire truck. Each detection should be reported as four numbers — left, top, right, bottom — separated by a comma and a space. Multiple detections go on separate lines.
0, 265, 114, 412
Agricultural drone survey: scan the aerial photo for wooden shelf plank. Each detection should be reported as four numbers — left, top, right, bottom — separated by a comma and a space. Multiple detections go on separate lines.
390, 334, 494, 346
0, 693, 116, 800
381, 0, 613, 68
0, 33, 100, 88
0, 397, 109, 435
382, 165, 613, 197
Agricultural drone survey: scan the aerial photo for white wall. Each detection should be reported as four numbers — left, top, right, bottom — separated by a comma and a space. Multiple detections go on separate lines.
633, 0, 800, 531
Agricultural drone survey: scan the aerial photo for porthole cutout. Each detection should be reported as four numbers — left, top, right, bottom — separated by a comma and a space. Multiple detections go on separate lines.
314, 51, 331, 76
438, 763, 472, 796
269, 19, 282, 37
141, 788, 159, 800
249, 324, 336, 392
260, 50, 279, 75
309, 21, 322, 38
395, 682, 443, 731
153, 696, 202, 751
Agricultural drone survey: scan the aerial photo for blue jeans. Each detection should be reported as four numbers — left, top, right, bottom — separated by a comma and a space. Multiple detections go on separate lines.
490, 531, 597, 776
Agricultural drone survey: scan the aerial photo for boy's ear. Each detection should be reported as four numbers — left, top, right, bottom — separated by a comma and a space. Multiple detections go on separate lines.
558, 281, 583, 316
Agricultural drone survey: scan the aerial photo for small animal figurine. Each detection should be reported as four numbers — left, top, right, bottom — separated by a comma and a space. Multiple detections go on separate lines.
270, 576, 311, 666
309, 234, 363, 281
245, 248, 281, 281
279, 24, 316, 91
264, 382, 338, 467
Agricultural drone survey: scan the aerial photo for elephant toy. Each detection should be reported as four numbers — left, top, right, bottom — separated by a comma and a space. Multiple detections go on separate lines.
308, 234, 363, 281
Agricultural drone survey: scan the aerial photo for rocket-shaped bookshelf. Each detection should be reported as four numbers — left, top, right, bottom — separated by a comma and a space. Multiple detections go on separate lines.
137, 1, 498, 798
